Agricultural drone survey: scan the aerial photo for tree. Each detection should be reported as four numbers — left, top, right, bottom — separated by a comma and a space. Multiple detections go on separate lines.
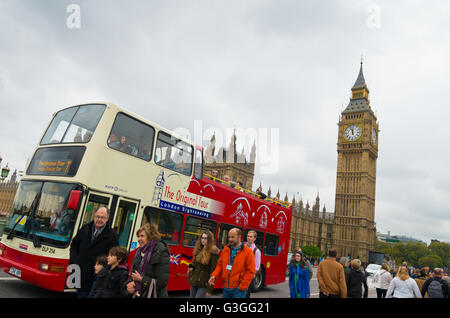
429, 242, 449, 268
418, 254, 443, 269
301, 245, 322, 258
376, 240, 393, 256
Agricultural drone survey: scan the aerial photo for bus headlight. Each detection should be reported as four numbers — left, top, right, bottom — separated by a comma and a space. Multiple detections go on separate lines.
40, 263, 49, 271
0, 247, 3, 257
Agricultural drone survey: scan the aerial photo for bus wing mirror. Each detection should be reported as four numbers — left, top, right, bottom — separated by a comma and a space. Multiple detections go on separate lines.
67, 190, 82, 210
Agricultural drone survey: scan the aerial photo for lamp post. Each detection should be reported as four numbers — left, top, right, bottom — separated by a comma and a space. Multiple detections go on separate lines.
0, 154, 11, 181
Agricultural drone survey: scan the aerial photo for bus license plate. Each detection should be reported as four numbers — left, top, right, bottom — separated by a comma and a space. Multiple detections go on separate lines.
9, 267, 21, 278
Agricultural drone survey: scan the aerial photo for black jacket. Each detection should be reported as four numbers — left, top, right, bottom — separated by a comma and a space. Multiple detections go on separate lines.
88, 268, 109, 298
346, 268, 368, 298
69, 221, 119, 292
127, 241, 170, 298
100, 265, 129, 298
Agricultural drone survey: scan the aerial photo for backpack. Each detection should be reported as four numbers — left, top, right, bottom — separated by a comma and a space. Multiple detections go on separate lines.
427, 279, 444, 298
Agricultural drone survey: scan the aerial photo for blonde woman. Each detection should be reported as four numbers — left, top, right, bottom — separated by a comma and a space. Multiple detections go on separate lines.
187, 230, 220, 298
386, 266, 422, 298
373, 263, 392, 298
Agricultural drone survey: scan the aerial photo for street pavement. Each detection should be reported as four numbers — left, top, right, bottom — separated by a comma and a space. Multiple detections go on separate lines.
170, 266, 379, 298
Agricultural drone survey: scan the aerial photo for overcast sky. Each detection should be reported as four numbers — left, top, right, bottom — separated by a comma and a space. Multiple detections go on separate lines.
1, 0, 449, 244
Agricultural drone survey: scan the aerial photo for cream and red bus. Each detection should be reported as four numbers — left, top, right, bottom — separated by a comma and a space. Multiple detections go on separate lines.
0, 102, 292, 292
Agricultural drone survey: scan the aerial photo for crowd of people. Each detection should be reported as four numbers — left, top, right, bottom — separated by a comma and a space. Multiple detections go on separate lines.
69, 206, 448, 299
69, 207, 257, 298
297, 249, 450, 299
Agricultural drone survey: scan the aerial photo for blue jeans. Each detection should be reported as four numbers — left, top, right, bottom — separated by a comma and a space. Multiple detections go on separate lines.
223, 287, 247, 298
190, 286, 207, 298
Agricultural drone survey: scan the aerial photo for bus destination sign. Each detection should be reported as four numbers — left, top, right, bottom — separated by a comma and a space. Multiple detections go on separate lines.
37, 160, 73, 175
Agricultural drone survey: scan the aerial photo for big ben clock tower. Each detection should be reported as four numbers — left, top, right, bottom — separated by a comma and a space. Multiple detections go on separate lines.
333, 61, 379, 262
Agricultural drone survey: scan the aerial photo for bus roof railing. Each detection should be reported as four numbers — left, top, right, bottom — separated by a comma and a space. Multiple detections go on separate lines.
203, 173, 292, 209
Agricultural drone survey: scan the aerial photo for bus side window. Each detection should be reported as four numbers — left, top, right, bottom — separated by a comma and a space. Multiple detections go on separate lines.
107, 113, 155, 161
194, 149, 203, 180
217, 223, 243, 250
142, 206, 183, 246
182, 216, 216, 248
264, 233, 279, 256
244, 229, 264, 252
155, 131, 193, 176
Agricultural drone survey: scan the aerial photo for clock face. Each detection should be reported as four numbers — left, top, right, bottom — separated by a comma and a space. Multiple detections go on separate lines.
372, 128, 377, 145
344, 125, 362, 142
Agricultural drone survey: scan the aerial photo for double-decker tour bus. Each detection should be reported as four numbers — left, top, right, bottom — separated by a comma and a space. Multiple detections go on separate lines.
0, 102, 292, 292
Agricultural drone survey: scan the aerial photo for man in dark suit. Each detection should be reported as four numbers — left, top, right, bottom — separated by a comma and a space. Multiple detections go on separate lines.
69, 207, 119, 298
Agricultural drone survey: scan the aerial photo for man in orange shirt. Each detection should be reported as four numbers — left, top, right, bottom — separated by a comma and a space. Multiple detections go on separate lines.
209, 228, 255, 298
316, 249, 347, 298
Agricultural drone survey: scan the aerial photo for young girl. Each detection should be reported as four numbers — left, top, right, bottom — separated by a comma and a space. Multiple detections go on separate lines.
98, 246, 129, 298
289, 251, 310, 298
187, 230, 220, 298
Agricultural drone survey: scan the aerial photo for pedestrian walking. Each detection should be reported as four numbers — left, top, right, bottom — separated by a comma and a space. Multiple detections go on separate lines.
373, 263, 392, 298
245, 230, 262, 298
187, 230, 220, 298
339, 257, 349, 275
288, 251, 310, 298
316, 249, 347, 298
414, 267, 429, 298
345, 259, 368, 298
208, 228, 255, 298
421, 268, 449, 298
296, 248, 313, 281
126, 222, 170, 298
69, 207, 119, 298
386, 266, 422, 298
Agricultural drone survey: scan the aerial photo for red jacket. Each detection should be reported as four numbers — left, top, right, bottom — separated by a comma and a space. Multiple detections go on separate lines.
211, 243, 255, 291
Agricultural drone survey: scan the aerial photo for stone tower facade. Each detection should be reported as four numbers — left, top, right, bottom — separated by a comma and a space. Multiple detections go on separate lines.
204, 130, 256, 190
332, 62, 379, 261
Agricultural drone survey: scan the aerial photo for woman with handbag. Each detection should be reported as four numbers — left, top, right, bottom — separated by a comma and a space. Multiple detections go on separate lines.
187, 230, 220, 298
126, 223, 170, 298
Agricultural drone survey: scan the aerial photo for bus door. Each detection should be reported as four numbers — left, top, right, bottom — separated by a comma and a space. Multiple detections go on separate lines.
80, 192, 113, 228
111, 198, 139, 250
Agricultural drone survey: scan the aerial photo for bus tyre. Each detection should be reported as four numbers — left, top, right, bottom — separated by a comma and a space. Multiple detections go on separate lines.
253, 266, 265, 291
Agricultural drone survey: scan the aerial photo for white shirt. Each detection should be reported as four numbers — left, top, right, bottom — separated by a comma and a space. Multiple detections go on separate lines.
373, 269, 392, 290
247, 243, 261, 272
386, 277, 422, 298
